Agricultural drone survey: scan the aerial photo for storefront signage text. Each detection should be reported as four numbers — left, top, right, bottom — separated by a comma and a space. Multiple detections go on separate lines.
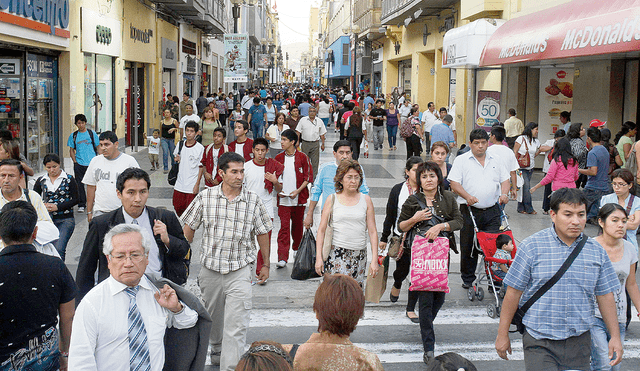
561, 17, 640, 51
130, 24, 152, 43
96, 25, 112, 45
498, 35, 548, 60
0, 0, 70, 36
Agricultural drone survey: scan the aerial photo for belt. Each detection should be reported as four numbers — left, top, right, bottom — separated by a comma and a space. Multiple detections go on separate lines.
301, 139, 318, 143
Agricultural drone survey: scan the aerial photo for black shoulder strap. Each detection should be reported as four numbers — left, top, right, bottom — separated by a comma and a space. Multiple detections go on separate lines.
412, 194, 427, 210
72, 130, 78, 149
23, 188, 31, 203
178, 140, 184, 154
626, 194, 636, 216
520, 234, 588, 314
289, 344, 299, 360
88, 129, 98, 155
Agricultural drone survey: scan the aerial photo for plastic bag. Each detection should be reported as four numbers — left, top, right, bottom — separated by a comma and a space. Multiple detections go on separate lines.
409, 236, 450, 293
291, 229, 321, 280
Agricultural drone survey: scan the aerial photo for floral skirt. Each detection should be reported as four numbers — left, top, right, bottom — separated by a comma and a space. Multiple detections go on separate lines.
324, 246, 367, 287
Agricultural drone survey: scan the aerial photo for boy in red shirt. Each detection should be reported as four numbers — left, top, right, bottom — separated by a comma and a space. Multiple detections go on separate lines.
274, 129, 313, 268
200, 127, 228, 187
229, 121, 254, 162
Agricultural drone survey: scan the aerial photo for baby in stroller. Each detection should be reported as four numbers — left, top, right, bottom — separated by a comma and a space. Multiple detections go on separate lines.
491, 234, 514, 295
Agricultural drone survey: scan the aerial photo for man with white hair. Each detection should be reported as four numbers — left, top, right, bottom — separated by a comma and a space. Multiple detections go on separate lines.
69, 223, 198, 371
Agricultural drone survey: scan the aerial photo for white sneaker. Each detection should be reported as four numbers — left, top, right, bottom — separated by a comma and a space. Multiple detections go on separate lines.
276, 260, 287, 268
77, 207, 85, 213
292, 250, 297, 259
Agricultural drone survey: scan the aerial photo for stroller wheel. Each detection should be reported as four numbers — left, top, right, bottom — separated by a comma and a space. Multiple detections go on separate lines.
486, 303, 497, 319
476, 287, 484, 301
467, 287, 475, 301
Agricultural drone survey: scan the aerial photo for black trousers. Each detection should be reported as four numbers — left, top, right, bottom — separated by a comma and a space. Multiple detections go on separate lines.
523, 330, 590, 371
459, 203, 502, 284
393, 248, 419, 312
405, 134, 422, 159
74, 162, 89, 208
417, 291, 446, 352
349, 138, 362, 160
542, 183, 552, 212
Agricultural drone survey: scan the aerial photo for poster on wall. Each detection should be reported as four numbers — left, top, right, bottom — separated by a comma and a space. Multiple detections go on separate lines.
257, 54, 270, 71
475, 90, 501, 132
538, 68, 573, 141
223, 34, 248, 83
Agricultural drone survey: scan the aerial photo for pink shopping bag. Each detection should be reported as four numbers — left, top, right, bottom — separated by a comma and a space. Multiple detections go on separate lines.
409, 235, 450, 293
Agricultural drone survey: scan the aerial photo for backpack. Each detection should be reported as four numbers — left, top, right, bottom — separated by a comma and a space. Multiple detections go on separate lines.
399, 117, 415, 139
625, 141, 639, 183
72, 129, 98, 155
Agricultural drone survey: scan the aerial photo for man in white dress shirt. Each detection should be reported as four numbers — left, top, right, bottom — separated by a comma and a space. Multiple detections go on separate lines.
69, 223, 198, 371
296, 107, 327, 179
421, 102, 438, 150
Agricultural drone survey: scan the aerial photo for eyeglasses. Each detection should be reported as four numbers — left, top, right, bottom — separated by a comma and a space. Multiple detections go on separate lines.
110, 253, 146, 263
612, 182, 630, 188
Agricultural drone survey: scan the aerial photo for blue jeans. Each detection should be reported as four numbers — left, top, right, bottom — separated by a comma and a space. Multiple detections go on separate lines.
584, 188, 611, 221
518, 169, 534, 213
53, 217, 75, 261
320, 117, 330, 127
161, 137, 176, 171
252, 121, 265, 138
387, 125, 398, 148
590, 316, 626, 371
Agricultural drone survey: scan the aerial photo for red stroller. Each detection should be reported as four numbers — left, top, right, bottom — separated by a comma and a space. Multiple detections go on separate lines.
466, 211, 517, 319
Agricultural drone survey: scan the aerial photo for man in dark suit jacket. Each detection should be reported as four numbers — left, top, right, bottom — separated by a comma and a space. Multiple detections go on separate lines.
76, 168, 190, 302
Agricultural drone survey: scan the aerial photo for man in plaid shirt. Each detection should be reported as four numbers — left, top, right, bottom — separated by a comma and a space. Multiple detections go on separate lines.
181, 152, 272, 371
495, 188, 622, 370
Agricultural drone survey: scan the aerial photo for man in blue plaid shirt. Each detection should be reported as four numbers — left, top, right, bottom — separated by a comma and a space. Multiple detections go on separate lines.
495, 188, 622, 370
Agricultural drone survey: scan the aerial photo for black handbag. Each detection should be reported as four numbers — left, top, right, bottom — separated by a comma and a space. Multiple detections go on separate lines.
167, 140, 184, 186
291, 229, 321, 280
510, 235, 587, 334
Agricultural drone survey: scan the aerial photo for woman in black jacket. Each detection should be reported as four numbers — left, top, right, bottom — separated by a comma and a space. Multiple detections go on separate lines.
34, 153, 79, 261
380, 156, 423, 322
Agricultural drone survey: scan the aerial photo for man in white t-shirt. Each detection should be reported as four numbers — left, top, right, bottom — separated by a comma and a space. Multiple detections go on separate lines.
173, 121, 204, 217
83, 131, 140, 222
243, 138, 283, 279
486, 126, 519, 200
179, 104, 201, 138
421, 102, 438, 138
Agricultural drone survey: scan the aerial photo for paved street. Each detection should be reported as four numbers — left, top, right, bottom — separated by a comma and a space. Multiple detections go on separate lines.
60, 129, 640, 370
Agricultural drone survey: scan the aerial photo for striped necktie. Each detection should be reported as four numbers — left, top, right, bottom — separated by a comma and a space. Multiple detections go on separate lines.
124, 286, 151, 371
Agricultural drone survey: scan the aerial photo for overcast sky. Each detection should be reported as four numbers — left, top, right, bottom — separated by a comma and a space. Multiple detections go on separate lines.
272, 0, 316, 45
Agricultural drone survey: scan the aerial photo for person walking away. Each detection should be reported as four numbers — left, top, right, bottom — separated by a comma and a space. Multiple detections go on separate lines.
243, 138, 284, 276
503, 109, 524, 149
568, 122, 588, 188
173, 121, 204, 217
369, 100, 386, 151
241, 91, 255, 119
400, 107, 423, 159
68, 113, 99, 212
530, 137, 579, 202
275, 129, 313, 270
181, 152, 273, 370
448, 129, 510, 289
33, 154, 79, 261
296, 107, 327, 180
247, 97, 268, 139
495, 188, 623, 371
513, 122, 542, 214
229, 121, 254, 162
560, 111, 572, 133
486, 126, 519, 201
537, 130, 565, 214
398, 161, 463, 364
614, 121, 636, 167
160, 109, 179, 173
337, 102, 352, 140
381, 156, 423, 322
196, 91, 209, 115
386, 102, 400, 151
0, 201, 76, 371
579, 127, 611, 224
216, 94, 228, 128
315, 159, 379, 287
344, 106, 365, 160
265, 113, 290, 159
317, 96, 332, 128
601, 128, 623, 176
590, 203, 640, 371
298, 96, 312, 117
83, 131, 140, 222
429, 114, 455, 153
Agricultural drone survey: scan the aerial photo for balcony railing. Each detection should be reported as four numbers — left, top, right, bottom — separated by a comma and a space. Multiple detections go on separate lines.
381, 0, 413, 21
355, 9, 382, 32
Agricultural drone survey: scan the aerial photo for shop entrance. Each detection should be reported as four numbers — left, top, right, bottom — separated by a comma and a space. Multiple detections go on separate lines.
125, 64, 145, 148
398, 59, 411, 97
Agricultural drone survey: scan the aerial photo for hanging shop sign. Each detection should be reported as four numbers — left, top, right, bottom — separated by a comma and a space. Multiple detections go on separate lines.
538, 68, 573, 140
223, 33, 248, 83
122, 0, 155, 64
0, 0, 70, 37
0, 59, 19, 75
257, 53, 269, 71
475, 90, 501, 132
162, 38, 177, 69
82, 8, 121, 57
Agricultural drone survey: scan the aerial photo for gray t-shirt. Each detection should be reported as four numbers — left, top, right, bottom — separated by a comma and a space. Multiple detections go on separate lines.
595, 240, 638, 322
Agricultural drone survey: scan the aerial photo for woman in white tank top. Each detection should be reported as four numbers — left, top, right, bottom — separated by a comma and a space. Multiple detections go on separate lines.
315, 159, 379, 287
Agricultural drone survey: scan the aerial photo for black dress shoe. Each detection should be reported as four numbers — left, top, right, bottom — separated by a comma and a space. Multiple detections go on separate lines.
406, 311, 420, 323
389, 292, 399, 302
462, 282, 472, 289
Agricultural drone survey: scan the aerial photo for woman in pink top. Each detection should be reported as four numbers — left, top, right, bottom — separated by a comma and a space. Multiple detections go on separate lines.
531, 137, 579, 193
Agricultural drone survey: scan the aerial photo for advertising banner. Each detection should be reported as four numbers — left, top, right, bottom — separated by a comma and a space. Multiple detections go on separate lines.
538, 68, 573, 141
258, 54, 270, 71
224, 34, 248, 83
475, 90, 501, 132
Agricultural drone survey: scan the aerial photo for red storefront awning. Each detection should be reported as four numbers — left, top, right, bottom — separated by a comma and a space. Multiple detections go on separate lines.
479, 0, 640, 67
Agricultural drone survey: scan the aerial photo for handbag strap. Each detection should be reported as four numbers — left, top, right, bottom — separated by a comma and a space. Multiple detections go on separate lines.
520, 234, 588, 314
626, 194, 636, 216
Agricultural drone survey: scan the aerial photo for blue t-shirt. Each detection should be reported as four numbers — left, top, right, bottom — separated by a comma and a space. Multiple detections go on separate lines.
363, 96, 375, 110
259, 89, 267, 98
429, 123, 454, 149
298, 102, 312, 117
585, 145, 610, 191
248, 104, 267, 125
67, 130, 99, 166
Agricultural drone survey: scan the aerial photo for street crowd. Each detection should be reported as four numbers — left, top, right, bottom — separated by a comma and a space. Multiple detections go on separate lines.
1, 83, 640, 371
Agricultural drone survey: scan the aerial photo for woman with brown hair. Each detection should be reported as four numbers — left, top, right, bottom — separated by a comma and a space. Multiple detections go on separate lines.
344, 106, 365, 160
265, 112, 290, 158
237, 341, 293, 371
0, 139, 34, 188
284, 274, 384, 370
199, 107, 221, 146
315, 159, 379, 287
430, 141, 453, 190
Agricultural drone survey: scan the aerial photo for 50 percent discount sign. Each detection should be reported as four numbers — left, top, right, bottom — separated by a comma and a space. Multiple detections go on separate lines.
476, 91, 501, 128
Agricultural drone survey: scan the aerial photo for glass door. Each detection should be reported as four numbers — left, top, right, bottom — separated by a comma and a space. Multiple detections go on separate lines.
0, 58, 23, 142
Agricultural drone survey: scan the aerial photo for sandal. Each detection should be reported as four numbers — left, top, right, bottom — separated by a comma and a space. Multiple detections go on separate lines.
406, 311, 420, 323
528, 211, 537, 215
